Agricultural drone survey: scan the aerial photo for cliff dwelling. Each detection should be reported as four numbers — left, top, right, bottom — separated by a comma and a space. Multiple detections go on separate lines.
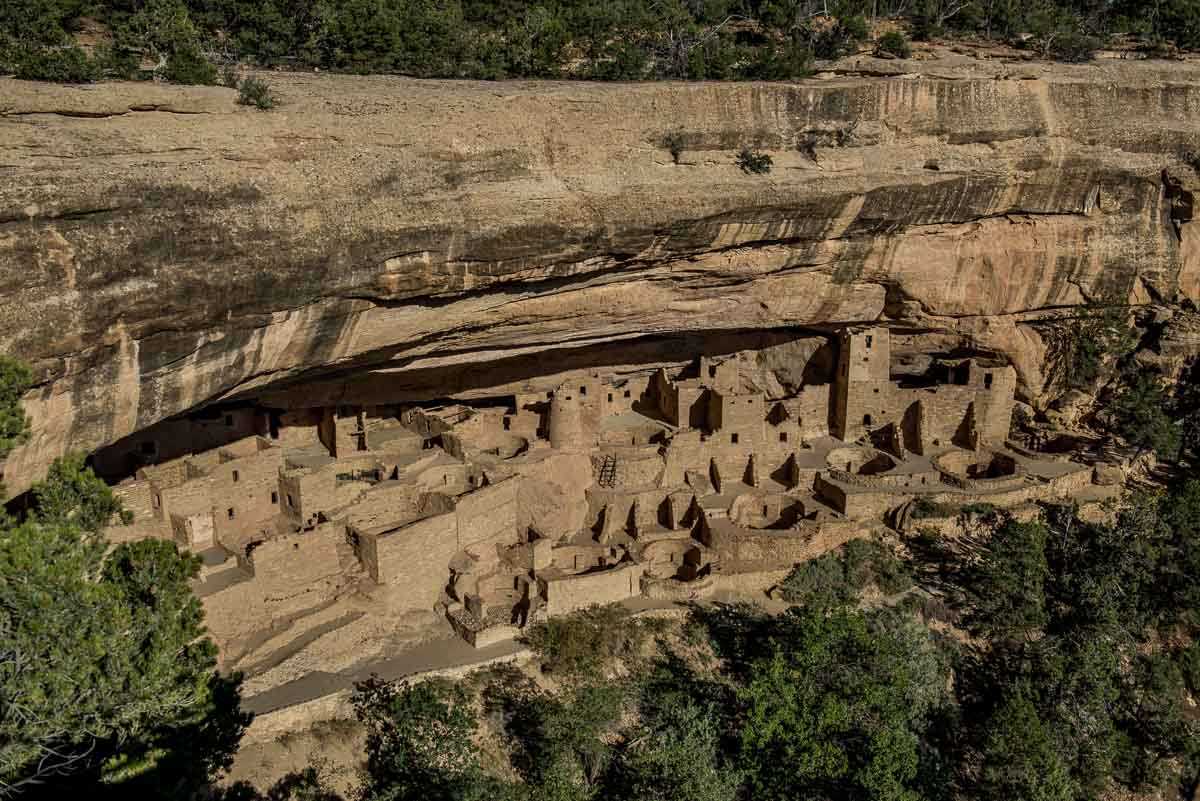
93, 325, 1117, 658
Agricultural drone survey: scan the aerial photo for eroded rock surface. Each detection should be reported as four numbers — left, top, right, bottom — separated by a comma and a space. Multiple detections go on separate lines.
3, 51, 1200, 491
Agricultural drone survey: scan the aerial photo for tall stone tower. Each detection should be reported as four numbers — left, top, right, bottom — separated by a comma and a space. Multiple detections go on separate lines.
832, 327, 892, 441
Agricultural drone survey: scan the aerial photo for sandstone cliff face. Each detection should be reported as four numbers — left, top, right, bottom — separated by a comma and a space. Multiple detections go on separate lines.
2, 51, 1199, 492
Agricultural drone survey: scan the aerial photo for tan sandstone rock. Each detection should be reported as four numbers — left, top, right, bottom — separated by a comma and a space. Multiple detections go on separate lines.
3, 53, 1200, 491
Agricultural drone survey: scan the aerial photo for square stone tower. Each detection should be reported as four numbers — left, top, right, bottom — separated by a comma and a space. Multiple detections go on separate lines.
832, 326, 892, 441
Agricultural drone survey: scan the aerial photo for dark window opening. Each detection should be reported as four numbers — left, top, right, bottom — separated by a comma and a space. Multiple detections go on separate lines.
271, 491, 278, 504
579, 386, 587, 396
873, 388, 880, 394
731, 433, 739, 444
503, 417, 511, 431
232, 470, 239, 483
608, 393, 613, 402
984, 373, 994, 389
227, 508, 235, 519
624, 390, 631, 398
780, 431, 788, 442
866, 335, 873, 348
708, 366, 717, 378
763, 505, 769, 516
863, 414, 873, 426
287, 494, 294, 508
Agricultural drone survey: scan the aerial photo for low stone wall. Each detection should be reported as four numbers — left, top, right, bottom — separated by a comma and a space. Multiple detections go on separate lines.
642, 574, 715, 601
540, 562, 645, 616
932, 450, 1025, 492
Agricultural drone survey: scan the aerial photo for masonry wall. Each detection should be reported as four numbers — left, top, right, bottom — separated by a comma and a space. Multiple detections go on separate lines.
209, 447, 284, 548
455, 479, 519, 563
248, 524, 342, 595
969, 365, 1018, 444
709, 391, 765, 446
540, 562, 645, 616
280, 467, 338, 523
701, 518, 861, 573
366, 511, 458, 607
171, 510, 215, 550
792, 384, 833, 438
156, 478, 211, 524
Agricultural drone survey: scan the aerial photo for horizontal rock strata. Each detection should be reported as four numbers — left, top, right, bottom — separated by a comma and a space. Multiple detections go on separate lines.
2, 51, 1200, 492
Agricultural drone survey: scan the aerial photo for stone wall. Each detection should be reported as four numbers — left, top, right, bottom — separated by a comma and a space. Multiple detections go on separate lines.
700, 517, 860, 573
540, 562, 645, 616
209, 446, 284, 548
455, 478, 520, 562
248, 523, 342, 595
362, 511, 457, 607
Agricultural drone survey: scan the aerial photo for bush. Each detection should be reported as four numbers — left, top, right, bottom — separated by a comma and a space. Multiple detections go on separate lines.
13, 46, 98, 82
811, 15, 869, 59
735, 147, 772, 175
0, 356, 32, 460
780, 538, 912, 606
237, 76, 276, 109
521, 604, 662, 676
910, 497, 961, 519
1047, 31, 1101, 62
875, 30, 912, 58
162, 45, 216, 84
661, 130, 686, 164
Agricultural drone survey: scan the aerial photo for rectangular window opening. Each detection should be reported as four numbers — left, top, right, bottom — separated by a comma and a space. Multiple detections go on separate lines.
271, 491, 278, 504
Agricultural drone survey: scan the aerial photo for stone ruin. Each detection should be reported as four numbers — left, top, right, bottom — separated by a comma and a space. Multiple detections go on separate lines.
98, 325, 1119, 650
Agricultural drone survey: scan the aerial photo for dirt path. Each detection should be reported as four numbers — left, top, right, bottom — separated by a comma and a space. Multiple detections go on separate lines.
243, 634, 527, 715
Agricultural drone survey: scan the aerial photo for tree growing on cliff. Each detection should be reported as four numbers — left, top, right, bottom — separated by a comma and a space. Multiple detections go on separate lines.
1108, 369, 1180, 459
0, 355, 32, 461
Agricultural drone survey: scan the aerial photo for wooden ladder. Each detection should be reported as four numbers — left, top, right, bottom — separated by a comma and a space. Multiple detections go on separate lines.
598, 455, 617, 487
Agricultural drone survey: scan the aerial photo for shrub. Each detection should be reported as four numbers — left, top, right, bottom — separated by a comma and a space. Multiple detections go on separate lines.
811, 15, 869, 59
521, 603, 662, 676
1047, 31, 1101, 62
13, 46, 98, 83
662, 130, 686, 164
780, 539, 912, 606
910, 497, 961, 519
0, 356, 32, 459
162, 45, 216, 84
735, 147, 772, 175
237, 76, 276, 109
876, 30, 912, 58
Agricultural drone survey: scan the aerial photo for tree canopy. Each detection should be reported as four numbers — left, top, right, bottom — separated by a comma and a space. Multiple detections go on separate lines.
7, 0, 1200, 84
0, 454, 245, 796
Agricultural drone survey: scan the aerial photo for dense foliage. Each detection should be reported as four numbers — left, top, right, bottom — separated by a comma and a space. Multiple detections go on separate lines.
0, 356, 32, 463
7, 0, 1200, 84
0, 443, 246, 795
